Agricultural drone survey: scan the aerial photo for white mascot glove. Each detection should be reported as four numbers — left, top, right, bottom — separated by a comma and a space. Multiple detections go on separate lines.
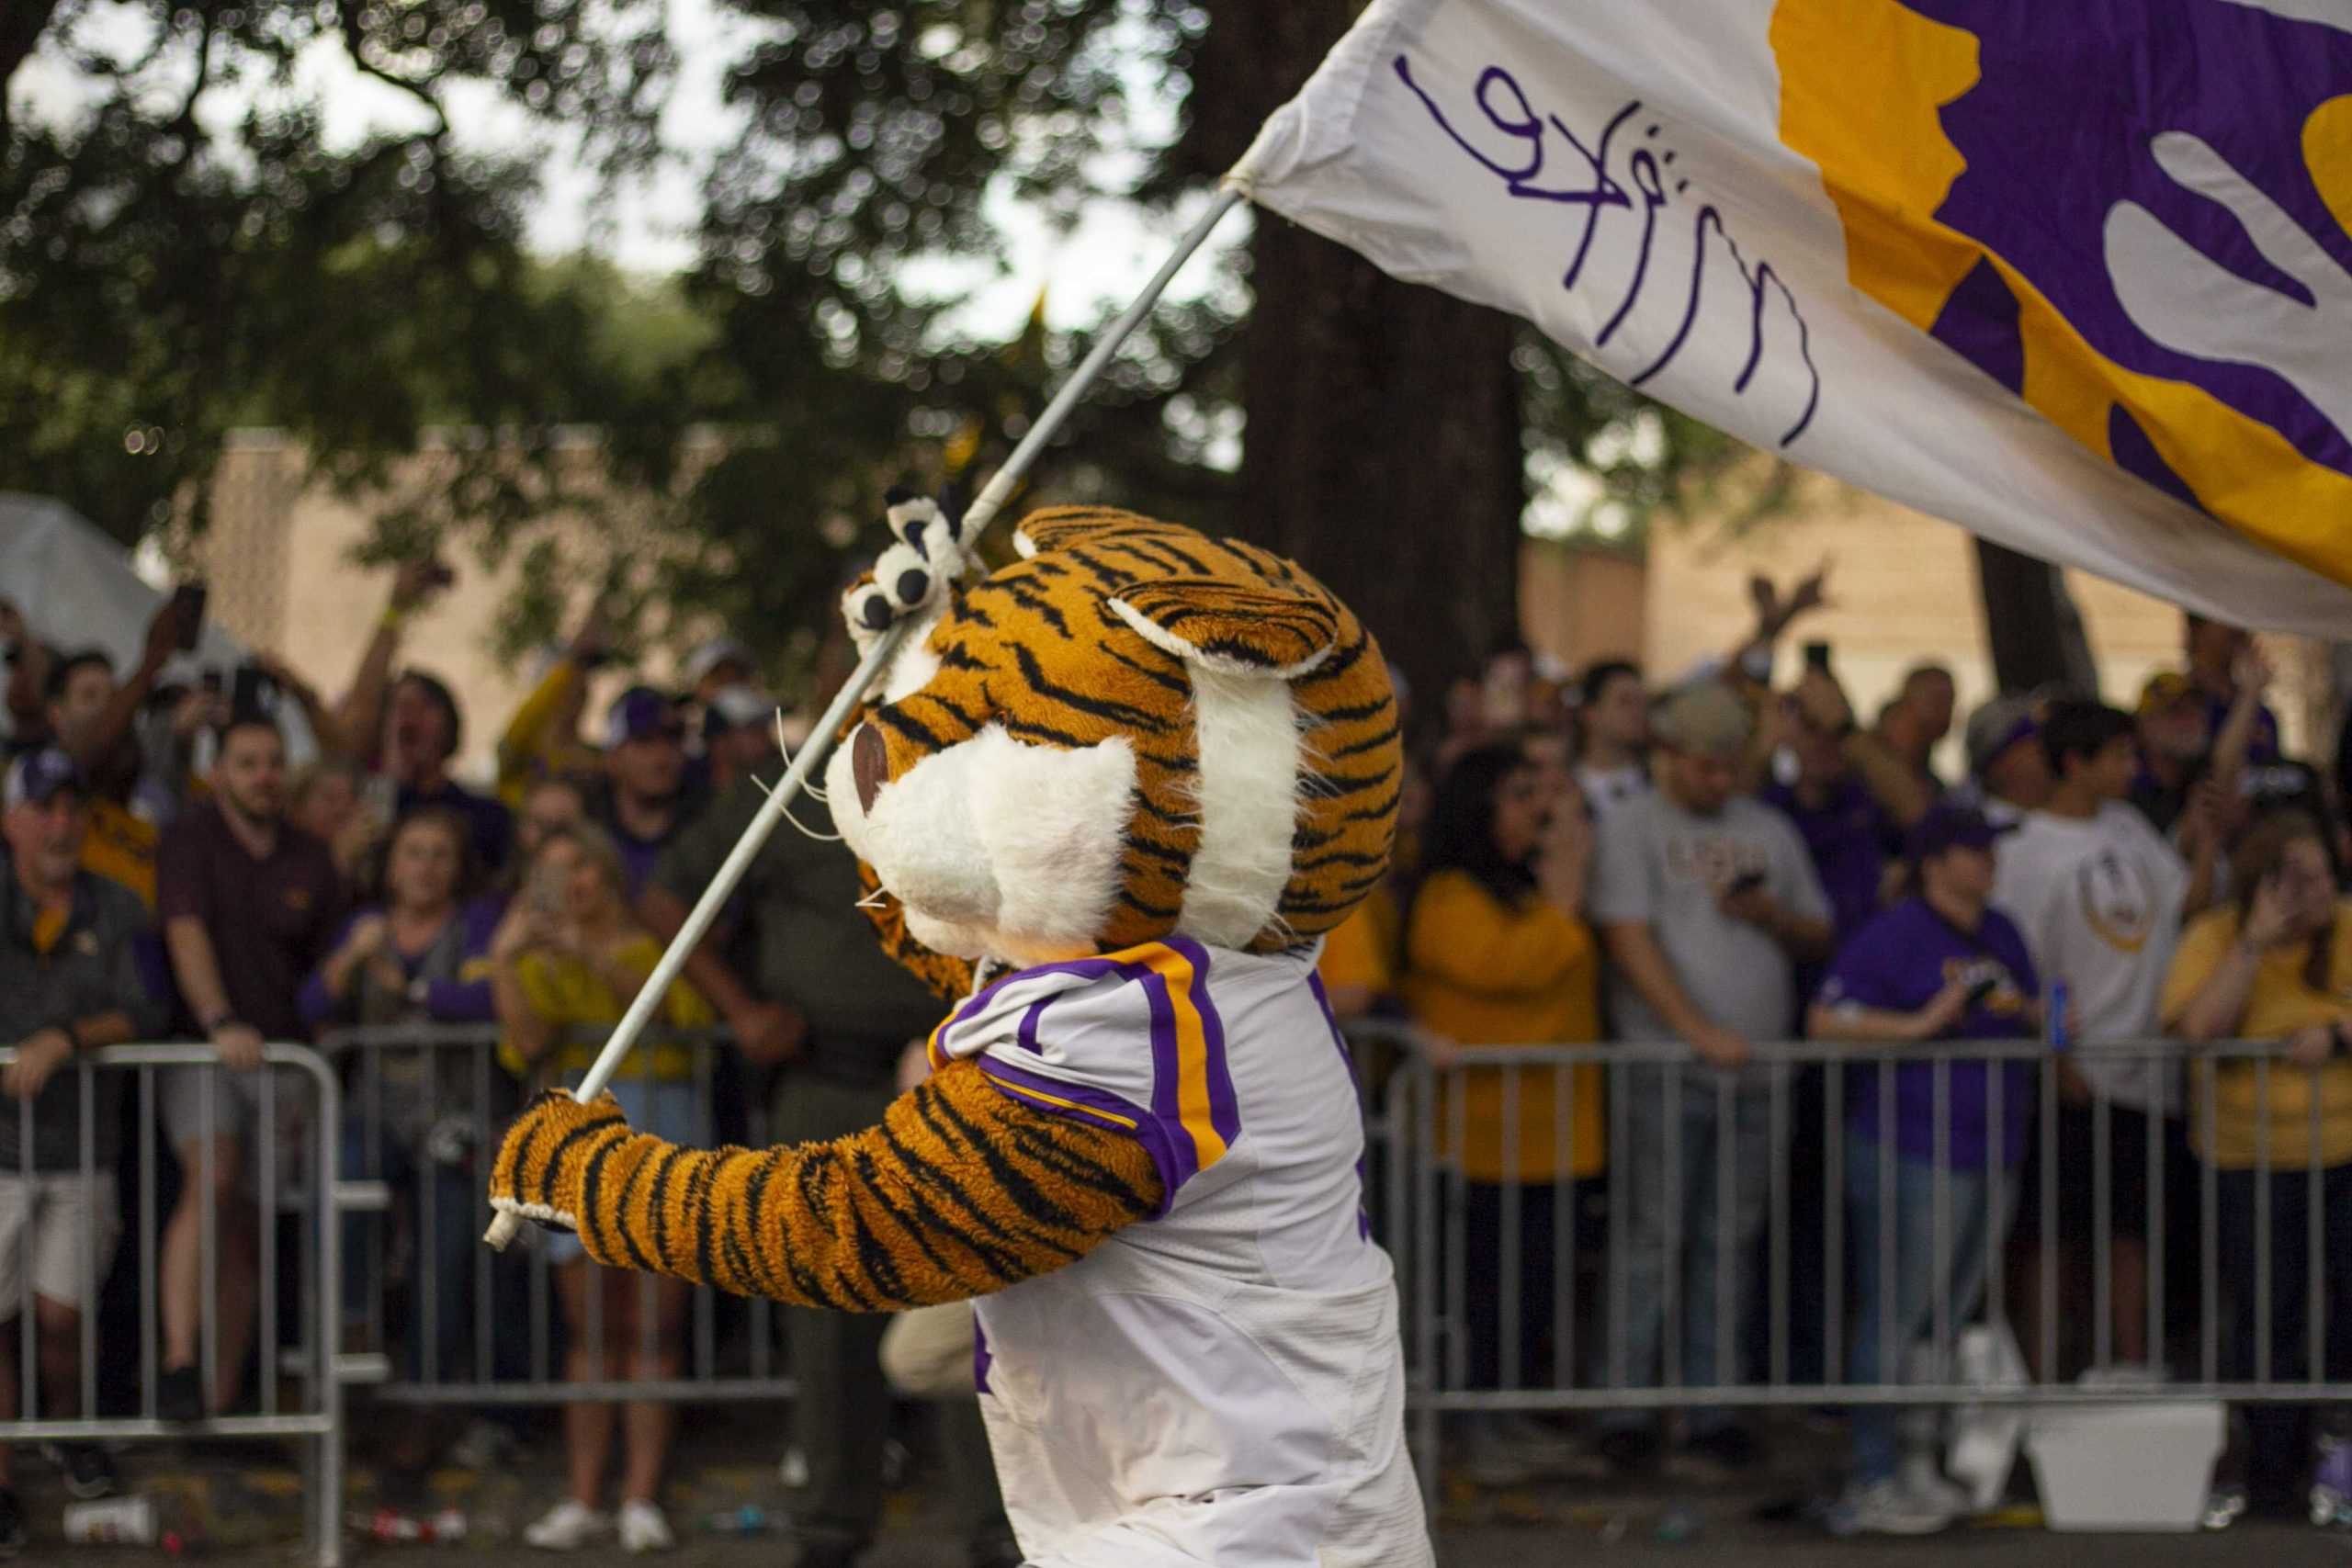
842, 487, 977, 656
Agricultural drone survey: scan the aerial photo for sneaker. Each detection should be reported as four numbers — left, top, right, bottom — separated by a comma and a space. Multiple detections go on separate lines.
1828, 1477, 1954, 1537
1596, 1425, 1662, 1476
2312, 1433, 2352, 1527
2203, 1483, 2250, 1531
0, 1488, 20, 1558
524, 1499, 612, 1551
1899, 1452, 1973, 1518
1684, 1424, 1763, 1472
155, 1365, 205, 1425
618, 1499, 674, 1554
41, 1440, 116, 1500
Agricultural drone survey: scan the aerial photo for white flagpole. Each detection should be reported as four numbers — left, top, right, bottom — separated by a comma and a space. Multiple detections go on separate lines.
486, 184, 1250, 1248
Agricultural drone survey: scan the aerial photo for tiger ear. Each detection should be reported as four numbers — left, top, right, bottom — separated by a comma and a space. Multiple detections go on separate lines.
1108, 579, 1340, 680
1010, 505, 1134, 558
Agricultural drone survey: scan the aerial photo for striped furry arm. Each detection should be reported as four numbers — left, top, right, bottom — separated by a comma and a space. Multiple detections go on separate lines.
486, 1060, 1164, 1310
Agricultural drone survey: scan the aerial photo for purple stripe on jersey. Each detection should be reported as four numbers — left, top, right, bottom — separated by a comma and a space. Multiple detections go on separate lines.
972, 1314, 991, 1393
1164, 936, 1241, 1150
974, 1056, 1186, 1218
937, 953, 1136, 1055
1014, 997, 1053, 1055
1135, 968, 1199, 1190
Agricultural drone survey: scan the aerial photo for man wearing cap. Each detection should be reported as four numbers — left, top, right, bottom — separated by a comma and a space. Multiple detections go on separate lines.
1590, 681, 1835, 1472
1994, 700, 2211, 1378
701, 684, 780, 796
681, 637, 756, 705
2132, 673, 2212, 836
1807, 804, 2042, 1534
0, 749, 168, 1535
1954, 694, 2052, 829
592, 686, 704, 897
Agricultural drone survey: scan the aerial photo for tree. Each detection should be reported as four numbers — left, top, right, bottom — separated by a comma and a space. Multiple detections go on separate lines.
0, 0, 683, 547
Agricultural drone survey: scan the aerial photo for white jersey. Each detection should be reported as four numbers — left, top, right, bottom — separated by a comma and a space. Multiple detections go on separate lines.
1993, 803, 2188, 1112
930, 937, 1430, 1568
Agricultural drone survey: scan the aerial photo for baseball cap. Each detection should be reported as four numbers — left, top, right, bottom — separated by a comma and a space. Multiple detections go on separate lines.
1649, 681, 1753, 757
1905, 801, 2014, 864
681, 637, 754, 691
2137, 671, 2199, 716
605, 686, 684, 749
701, 683, 776, 741
4, 748, 84, 810
1964, 694, 2041, 778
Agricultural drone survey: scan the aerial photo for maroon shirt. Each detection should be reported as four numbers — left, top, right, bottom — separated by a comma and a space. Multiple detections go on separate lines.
156, 801, 346, 1042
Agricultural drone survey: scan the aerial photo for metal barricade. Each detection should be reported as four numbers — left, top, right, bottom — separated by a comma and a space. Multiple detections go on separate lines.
322, 1024, 801, 1408
1390, 1036, 2352, 1491
0, 1042, 346, 1567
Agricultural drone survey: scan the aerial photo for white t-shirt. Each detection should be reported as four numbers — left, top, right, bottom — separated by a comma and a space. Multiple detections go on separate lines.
1577, 761, 1649, 821
1992, 803, 2188, 1112
933, 939, 1431, 1567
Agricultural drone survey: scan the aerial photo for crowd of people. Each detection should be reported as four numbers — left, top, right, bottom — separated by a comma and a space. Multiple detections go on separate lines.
1314, 574, 2352, 1535
0, 564, 1012, 1564
1, 548, 2350, 1552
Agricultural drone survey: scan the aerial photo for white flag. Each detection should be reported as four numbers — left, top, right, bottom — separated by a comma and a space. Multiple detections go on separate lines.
1235, 0, 2352, 633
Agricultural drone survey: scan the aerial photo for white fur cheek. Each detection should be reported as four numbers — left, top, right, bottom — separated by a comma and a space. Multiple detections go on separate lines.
822, 739, 870, 853
857, 741, 1001, 939
967, 729, 1136, 954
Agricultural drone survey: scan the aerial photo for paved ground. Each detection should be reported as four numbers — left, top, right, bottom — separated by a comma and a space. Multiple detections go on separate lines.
30, 1403, 2346, 1564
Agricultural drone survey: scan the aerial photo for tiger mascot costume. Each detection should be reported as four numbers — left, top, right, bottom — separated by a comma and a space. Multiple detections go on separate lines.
489, 498, 1433, 1566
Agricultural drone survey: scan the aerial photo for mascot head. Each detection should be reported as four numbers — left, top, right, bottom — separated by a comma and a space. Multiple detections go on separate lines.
824, 499, 1401, 995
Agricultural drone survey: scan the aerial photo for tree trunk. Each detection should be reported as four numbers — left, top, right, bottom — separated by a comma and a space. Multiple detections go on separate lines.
1972, 538, 2098, 697
1182, 2, 1527, 722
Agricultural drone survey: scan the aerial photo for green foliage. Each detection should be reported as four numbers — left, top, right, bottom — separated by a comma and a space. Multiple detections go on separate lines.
3, 0, 1744, 695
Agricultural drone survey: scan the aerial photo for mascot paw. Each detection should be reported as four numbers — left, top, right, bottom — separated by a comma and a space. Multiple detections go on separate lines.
486, 1089, 630, 1238
843, 487, 974, 649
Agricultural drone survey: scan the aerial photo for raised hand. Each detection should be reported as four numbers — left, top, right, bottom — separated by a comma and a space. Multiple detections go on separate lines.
842, 489, 978, 652
2106, 131, 2352, 447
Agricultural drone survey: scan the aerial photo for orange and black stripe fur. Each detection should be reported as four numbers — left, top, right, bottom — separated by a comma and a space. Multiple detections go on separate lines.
490, 506, 1400, 1309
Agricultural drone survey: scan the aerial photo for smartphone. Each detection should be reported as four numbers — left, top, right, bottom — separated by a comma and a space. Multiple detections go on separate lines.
1803, 640, 1832, 673
169, 582, 207, 651
230, 662, 279, 719
1965, 976, 2000, 1010
1726, 869, 1766, 897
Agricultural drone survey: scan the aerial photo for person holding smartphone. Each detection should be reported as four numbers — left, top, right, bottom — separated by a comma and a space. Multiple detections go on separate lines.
1807, 804, 2043, 1536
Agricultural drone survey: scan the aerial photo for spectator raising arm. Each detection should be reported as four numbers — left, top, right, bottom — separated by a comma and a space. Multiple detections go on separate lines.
56, 596, 186, 776
495, 601, 606, 809
1791, 666, 1935, 829
332, 558, 446, 761
1601, 921, 1753, 1069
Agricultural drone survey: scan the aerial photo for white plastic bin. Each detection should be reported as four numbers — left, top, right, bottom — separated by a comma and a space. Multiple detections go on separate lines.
2025, 1398, 2223, 1531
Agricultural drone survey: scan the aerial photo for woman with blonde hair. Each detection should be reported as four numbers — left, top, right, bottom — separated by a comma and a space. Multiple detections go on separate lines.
492, 822, 712, 1553
2164, 810, 2352, 1527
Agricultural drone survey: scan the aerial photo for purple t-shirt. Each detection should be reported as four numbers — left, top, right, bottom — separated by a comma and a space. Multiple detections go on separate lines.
1816, 897, 2041, 1167
1758, 777, 1891, 945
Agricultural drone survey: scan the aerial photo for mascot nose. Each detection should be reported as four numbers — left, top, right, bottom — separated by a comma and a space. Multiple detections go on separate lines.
853, 723, 888, 815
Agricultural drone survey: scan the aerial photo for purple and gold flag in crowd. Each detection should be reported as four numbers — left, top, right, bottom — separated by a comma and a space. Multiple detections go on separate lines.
1235, 0, 2352, 631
